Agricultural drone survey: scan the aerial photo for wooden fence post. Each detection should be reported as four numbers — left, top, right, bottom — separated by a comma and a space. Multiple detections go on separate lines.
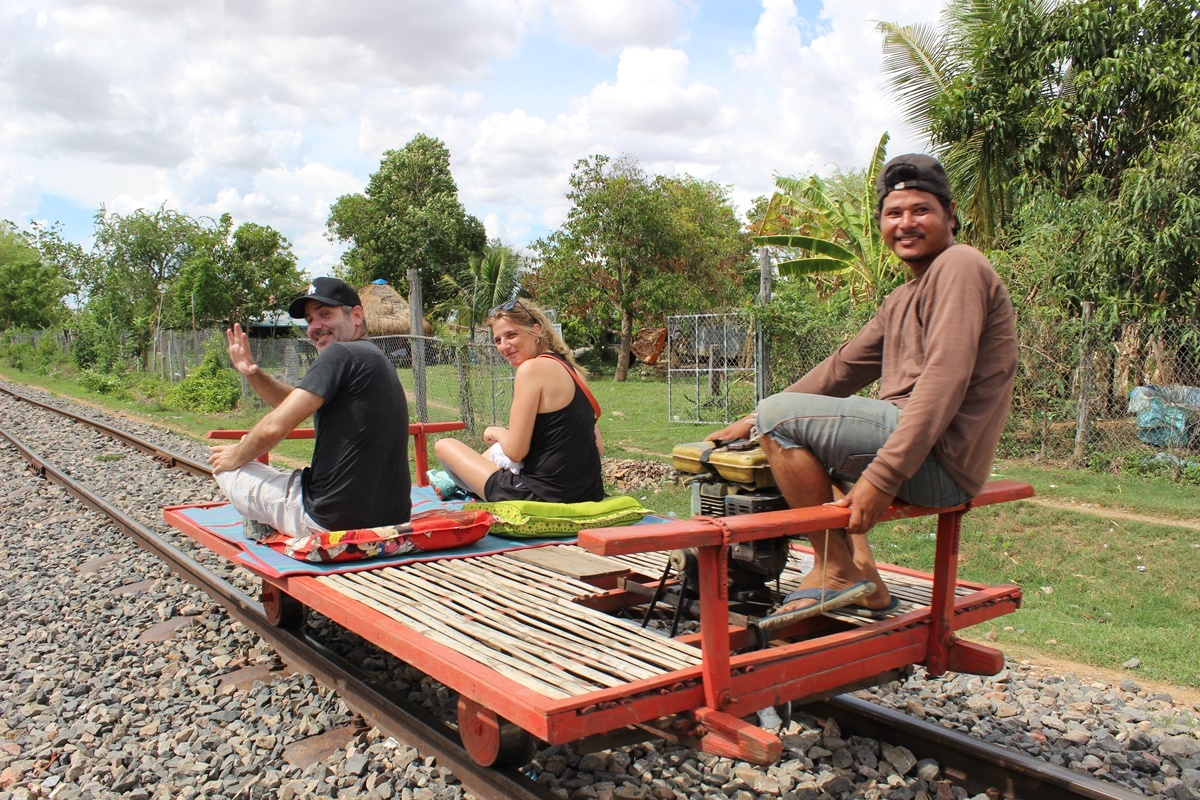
1074, 301, 1095, 462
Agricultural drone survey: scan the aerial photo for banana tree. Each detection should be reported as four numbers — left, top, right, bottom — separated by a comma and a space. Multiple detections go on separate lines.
754, 132, 902, 306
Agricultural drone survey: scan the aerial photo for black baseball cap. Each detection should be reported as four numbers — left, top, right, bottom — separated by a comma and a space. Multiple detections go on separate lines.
288, 277, 362, 319
876, 154, 953, 210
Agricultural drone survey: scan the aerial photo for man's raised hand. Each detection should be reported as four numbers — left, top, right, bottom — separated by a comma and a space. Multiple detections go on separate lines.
226, 323, 259, 377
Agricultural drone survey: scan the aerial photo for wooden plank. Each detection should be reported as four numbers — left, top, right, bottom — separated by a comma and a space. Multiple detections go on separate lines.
580, 480, 1033, 556
505, 546, 633, 581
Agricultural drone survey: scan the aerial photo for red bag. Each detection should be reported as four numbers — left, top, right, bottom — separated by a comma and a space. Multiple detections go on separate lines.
260, 509, 493, 563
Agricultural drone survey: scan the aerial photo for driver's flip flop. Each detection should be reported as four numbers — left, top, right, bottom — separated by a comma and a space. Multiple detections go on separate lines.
753, 580, 876, 638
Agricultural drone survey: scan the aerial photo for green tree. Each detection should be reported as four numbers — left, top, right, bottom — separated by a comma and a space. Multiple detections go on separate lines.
532, 156, 750, 381
89, 205, 204, 358
753, 133, 902, 307
648, 174, 752, 315
170, 213, 305, 328
327, 133, 487, 312
28, 221, 90, 310
0, 223, 72, 329
880, 0, 1200, 244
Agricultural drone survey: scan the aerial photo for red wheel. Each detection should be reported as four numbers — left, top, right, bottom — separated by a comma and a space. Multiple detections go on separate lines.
261, 583, 305, 628
457, 696, 534, 767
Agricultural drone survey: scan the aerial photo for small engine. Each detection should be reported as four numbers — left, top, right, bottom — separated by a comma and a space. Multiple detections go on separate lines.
670, 440, 790, 605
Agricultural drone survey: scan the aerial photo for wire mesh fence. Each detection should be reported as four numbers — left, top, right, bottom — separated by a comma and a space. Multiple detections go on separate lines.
240, 332, 514, 449
12, 305, 1200, 477
1001, 311, 1200, 474
666, 313, 757, 425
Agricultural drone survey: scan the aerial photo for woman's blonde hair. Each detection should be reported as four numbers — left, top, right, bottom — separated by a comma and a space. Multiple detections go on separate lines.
487, 298, 587, 376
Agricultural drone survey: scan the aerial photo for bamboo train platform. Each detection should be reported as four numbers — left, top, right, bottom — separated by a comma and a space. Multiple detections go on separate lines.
166, 478, 1035, 766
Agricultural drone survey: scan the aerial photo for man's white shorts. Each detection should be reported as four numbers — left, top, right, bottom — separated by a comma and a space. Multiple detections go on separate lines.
213, 461, 324, 538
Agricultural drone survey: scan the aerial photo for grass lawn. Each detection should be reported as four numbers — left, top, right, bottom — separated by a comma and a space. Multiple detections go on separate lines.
3, 363, 1198, 689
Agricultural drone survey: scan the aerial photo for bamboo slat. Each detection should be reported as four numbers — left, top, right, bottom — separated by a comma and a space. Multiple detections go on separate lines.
395, 565, 668, 675
321, 573, 573, 698
326, 572, 586, 692
400, 559, 696, 675
322, 550, 703, 694
364, 568, 647, 686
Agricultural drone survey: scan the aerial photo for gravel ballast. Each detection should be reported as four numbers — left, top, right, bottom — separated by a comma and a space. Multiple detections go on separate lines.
1, 380, 1197, 800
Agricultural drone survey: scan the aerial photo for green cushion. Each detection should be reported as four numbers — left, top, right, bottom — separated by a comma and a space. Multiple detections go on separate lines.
464, 495, 653, 538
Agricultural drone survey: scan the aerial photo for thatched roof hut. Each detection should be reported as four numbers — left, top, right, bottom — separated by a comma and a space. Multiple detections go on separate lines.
359, 280, 433, 336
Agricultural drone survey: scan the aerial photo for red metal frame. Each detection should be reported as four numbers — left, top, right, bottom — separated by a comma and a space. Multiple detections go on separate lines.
207, 421, 465, 486
166, 479, 1033, 763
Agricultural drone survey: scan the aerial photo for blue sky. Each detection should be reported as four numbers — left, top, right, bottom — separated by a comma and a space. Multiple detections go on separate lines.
1, 0, 942, 277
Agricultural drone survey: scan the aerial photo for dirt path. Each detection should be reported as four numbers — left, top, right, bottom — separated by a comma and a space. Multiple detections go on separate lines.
1023, 496, 1200, 532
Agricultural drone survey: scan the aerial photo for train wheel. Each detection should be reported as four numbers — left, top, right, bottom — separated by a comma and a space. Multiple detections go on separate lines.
261, 583, 305, 628
457, 696, 534, 767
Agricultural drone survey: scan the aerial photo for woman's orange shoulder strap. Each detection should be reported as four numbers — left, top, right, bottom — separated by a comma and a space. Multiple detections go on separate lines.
537, 354, 601, 421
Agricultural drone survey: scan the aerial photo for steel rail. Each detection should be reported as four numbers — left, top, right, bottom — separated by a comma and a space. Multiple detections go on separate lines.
0, 422, 556, 800
812, 695, 1149, 800
0, 383, 213, 477
0, 389, 1154, 800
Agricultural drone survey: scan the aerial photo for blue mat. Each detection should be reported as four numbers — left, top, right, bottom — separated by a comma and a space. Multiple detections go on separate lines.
171, 484, 665, 578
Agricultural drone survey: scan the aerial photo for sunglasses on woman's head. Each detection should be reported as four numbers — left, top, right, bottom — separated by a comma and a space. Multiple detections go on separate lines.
489, 298, 529, 316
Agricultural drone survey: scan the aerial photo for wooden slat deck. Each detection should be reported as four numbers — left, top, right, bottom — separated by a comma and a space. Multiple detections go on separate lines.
314, 541, 990, 700
319, 546, 702, 699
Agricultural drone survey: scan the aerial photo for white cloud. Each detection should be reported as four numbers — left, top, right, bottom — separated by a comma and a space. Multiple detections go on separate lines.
584, 47, 725, 135
1, 0, 949, 270
548, 0, 687, 52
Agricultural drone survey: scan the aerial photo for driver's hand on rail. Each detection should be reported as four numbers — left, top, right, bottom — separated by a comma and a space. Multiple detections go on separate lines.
831, 478, 893, 536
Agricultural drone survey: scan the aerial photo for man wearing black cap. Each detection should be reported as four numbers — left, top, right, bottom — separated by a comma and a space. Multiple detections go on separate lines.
208, 277, 411, 537
710, 154, 1017, 624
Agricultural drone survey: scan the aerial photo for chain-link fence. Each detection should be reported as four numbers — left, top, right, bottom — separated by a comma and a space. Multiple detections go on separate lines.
755, 306, 1200, 473
14, 304, 1200, 476
1003, 311, 1200, 473
666, 313, 757, 424
241, 332, 514, 445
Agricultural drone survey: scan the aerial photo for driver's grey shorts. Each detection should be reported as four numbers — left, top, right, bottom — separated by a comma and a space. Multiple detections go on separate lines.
756, 392, 971, 508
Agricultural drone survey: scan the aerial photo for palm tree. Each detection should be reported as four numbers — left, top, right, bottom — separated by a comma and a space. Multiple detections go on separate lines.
878, 0, 1064, 246
438, 240, 522, 334
753, 132, 901, 306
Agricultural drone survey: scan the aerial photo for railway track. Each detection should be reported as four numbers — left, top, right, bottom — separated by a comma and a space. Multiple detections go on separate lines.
0, 381, 1154, 800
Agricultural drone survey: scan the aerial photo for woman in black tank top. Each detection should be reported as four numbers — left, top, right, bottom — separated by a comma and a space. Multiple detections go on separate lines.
432, 299, 605, 503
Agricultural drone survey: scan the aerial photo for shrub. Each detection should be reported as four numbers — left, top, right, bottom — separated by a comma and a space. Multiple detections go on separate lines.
0, 331, 38, 371
72, 316, 125, 372
78, 369, 129, 398
167, 339, 240, 414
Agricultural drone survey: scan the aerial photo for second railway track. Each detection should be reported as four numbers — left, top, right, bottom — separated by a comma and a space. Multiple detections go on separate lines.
0, 379, 1183, 800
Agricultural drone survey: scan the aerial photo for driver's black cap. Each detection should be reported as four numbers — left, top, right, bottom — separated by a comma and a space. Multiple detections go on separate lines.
876, 154, 953, 211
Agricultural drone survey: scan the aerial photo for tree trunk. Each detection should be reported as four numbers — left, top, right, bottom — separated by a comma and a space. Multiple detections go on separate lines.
616, 307, 634, 382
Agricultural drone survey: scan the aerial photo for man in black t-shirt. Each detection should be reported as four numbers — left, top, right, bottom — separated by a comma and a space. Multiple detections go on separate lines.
209, 278, 410, 536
